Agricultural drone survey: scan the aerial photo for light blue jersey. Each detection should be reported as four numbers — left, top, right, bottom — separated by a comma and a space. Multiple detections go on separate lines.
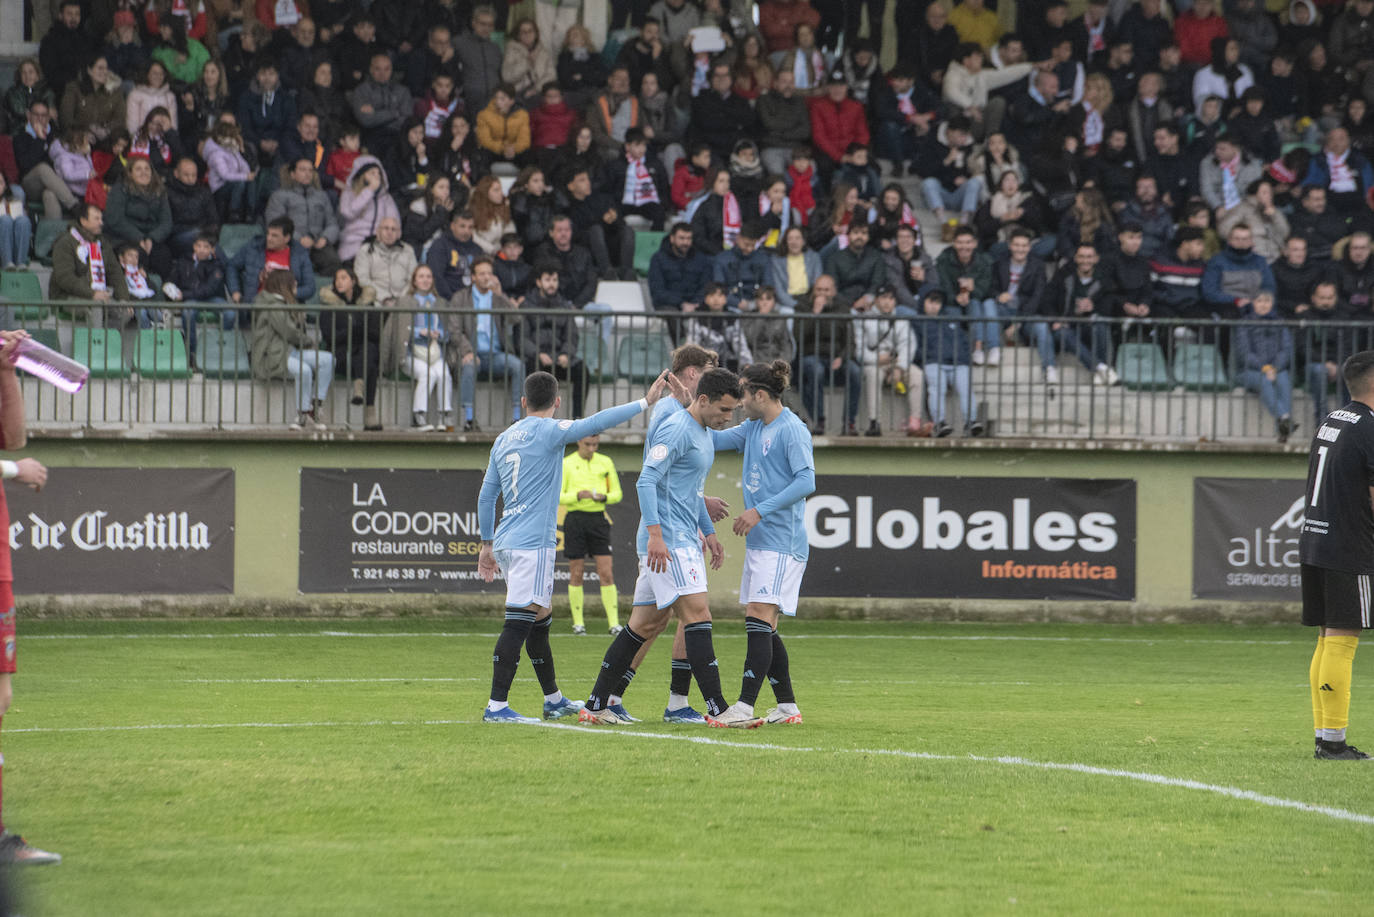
479, 400, 647, 550
634, 398, 713, 553
636, 407, 717, 552
712, 408, 816, 560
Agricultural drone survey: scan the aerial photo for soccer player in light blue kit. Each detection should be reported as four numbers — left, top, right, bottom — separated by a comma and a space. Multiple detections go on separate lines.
580, 368, 761, 727
710, 360, 816, 725
477, 369, 682, 723
596, 344, 732, 725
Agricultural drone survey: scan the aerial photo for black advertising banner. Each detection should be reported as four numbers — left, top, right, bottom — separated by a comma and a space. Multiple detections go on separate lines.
1192, 478, 1305, 601
803, 476, 1137, 600
298, 468, 641, 593
4, 468, 235, 594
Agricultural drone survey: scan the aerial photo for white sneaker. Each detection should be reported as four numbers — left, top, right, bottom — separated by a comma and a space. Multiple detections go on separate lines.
1044, 366, 1059, 385
764, 707, 804, 725
971, 348, 986, 366
571, 624, 586, 635
609, 625, 623, 636
1105, 367, 1120, 386
1092, 365, 1108, 386
707, 703, 764, 729
578, 706, 634, 726
986, 347, 1002, 366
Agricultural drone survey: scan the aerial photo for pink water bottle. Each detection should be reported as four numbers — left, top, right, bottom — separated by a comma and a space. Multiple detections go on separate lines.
12, 337, 89, 394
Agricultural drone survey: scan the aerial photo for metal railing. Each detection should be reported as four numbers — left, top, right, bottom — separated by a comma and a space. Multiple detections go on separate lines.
0, 298, 1356, 445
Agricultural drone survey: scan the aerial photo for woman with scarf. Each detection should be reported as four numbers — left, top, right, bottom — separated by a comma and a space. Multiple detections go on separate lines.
319, 265, 383, 430
1068, 73, 1121, 158
728, 139, 766, 209
968, 132, 1025, 204
688, 167, 742, 256
1192, 37, 1254, 116
637, 72, 683, 172
769, 22, 830, 96
556, 25, 608, 111
385, 264, 454, 431
104, 155, 175, 277
130, 107, 185, 178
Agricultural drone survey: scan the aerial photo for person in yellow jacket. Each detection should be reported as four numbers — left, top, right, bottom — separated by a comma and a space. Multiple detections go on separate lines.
560, 433, 622, 635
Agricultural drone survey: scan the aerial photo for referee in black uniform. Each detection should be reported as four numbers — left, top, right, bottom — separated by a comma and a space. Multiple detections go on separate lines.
1300, 350, 1374, 760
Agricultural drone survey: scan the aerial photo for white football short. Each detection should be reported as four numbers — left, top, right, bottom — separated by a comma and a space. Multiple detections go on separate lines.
632, 546, 708, 609
494, 547, 556, 609
739, 549, 806, 616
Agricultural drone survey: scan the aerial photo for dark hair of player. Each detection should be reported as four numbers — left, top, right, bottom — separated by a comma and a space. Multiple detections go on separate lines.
1342, 351, 1374, 398
670, 344, 718, 374
740, 361, 790, 399
697, 368, 743, 402
524, 371, 558, 411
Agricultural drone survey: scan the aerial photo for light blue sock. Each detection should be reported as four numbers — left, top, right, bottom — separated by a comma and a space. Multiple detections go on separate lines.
464, 405, 474, 422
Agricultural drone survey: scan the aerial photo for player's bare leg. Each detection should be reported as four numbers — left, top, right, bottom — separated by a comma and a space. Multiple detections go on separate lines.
0, 674, 60, 864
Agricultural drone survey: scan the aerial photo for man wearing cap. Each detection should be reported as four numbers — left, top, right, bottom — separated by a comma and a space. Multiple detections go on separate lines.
807, 72, 869, 185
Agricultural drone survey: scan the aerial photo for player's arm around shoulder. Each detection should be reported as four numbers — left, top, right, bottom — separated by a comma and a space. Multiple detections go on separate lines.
709, 420, 749, 452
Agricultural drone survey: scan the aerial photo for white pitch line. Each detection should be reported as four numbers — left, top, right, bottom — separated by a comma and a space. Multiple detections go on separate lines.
181, 677, 481, 684
6, 719, 473, 734
535, 721, 1374, 828
22, 632, 1300, 646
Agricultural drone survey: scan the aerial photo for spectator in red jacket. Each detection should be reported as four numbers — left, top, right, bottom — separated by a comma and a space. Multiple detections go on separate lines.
807, 71, 869, 184
530, 83, 577, 154
671, 142, 713, 211
1173, 0, 1229, 67
759, 0, 822, 54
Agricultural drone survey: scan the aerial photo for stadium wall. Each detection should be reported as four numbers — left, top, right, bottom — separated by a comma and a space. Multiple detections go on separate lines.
10, 439, 1309, 622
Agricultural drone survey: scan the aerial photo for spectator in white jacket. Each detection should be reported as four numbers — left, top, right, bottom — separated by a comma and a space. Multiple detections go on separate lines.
941, 43, 1035, 140
856, 285, 926, 436
354, 217, 417, 306
125, 60, 178, 135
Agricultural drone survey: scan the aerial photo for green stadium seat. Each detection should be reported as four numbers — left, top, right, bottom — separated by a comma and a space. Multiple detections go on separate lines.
1115, 342, 1172, 391
134, 328, 191, 379
616, 333, 671, 384
197, 327, 252, 378
217, 223, 262, 260
72, 327, 129, 378
578, 333, 615, 383
33, 218, 66, 264
0, 270, 47, 321
1171, 341, 1230, 391
633, 230, 665, 277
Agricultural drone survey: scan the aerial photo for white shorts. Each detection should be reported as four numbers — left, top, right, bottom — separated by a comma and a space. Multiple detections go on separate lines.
739, 549, 806, 616
632, 546, 708, 610
494, 547, 556, 609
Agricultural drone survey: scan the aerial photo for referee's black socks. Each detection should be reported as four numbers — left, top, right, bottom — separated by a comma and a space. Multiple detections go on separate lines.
739, 617, 774, 707
588, 627, 646, 710
524, 616, 559, 698
683, 621, 728, 717
490, 608, 537, 704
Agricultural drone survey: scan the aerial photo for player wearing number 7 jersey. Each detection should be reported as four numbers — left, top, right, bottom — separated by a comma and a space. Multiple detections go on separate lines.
1300, 350, 1374, 760
478, 369, 685, 723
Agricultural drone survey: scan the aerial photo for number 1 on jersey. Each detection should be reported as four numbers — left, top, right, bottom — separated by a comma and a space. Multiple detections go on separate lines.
1311, 445, 1330, 508
504, 452, 521, 501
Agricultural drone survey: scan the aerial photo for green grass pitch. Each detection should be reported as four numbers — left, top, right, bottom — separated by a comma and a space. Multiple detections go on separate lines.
6, 617, 1372, 915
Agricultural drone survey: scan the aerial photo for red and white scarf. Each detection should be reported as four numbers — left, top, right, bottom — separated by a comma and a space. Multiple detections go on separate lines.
625, 155, 659, 206
72, 228, 107, 292
1220, 154, 1242, 210
123, 263, 154, 299
423, 97, 457, 139
1327, 150, 1357, 193
722, 192, 741, 249
1082, 101, 1104, 150
131, 137, 170, 165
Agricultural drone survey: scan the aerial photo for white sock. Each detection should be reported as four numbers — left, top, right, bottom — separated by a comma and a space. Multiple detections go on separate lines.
544, 690, 563, 704
668, 693, 690, 710
486, 700, 509, 712
607, 694, 622, 706
778, 703, 800, 715
1323, 727, 1348, 743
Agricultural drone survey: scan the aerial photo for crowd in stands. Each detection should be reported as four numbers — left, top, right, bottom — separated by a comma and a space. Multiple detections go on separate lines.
1, 0, 1373, 438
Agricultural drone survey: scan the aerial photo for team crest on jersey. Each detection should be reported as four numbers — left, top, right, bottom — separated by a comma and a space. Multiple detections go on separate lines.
762, 436, 772, 455
650, 444, 669, 462
5, 638, 14, 661
0, 609, 13, 625
688, 567, 700, 583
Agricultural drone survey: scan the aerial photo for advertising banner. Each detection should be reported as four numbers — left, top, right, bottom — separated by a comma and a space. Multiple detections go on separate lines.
298, 468, 641, 593
1192, 478, 1305, 601
803, 476, 1137, 600
4, 468, 235, 594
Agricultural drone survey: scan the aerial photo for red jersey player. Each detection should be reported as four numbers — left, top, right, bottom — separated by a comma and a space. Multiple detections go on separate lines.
0, 331, 58, 865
